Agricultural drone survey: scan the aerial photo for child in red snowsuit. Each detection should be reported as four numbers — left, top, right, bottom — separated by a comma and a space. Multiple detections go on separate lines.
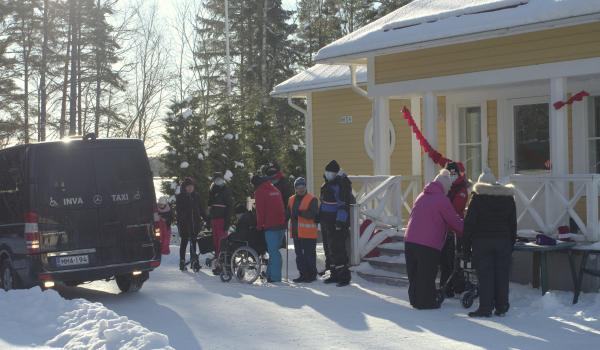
157, 196, 173, 255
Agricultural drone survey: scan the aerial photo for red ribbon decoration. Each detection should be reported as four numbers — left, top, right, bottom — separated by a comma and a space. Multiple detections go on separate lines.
401, 106, 465, 173
553, 90, 589, 110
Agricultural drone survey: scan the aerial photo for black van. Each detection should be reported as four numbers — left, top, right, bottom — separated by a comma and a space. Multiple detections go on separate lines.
0, 136, 161, 292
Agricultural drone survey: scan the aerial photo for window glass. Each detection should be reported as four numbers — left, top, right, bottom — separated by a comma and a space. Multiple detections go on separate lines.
514, 103, 550, 172
0, 150, 25, 224
458, 106, 482, 180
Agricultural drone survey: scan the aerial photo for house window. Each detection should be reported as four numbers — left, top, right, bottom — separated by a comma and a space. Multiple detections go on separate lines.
514, 103, 550, 172
588, 96, 600, 173
458, 106, 482, 181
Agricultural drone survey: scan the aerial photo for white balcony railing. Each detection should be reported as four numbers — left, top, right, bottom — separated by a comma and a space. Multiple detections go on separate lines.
348, 175, 421, 265
509, 174, 600, 242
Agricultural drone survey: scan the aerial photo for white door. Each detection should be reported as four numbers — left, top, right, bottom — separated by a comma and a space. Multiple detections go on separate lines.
505, 96, 550, 175
449, 104, 487, 181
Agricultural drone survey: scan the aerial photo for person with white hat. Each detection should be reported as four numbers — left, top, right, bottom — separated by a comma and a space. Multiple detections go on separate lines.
463, 168, 517, 318
404, 169, 465, 309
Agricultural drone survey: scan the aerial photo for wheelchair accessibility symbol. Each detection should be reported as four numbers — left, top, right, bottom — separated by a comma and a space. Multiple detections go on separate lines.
93, 194, 103, 205
49, 197, 58, 208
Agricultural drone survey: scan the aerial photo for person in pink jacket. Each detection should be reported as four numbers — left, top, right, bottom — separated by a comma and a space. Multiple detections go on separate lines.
404, 169, 464, 309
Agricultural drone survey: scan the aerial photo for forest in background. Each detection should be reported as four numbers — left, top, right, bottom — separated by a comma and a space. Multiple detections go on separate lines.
0, 0, 411, 203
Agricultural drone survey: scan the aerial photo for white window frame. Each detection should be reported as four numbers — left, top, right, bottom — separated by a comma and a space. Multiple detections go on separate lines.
573, 90, 600, 174
505, 96, 551, 175
446, 99, 488, 180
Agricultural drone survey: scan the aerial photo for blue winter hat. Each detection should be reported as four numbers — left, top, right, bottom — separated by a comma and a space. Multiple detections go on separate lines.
294, 177, 307, 189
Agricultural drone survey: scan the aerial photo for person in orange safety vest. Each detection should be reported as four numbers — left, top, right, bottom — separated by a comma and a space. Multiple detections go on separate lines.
287, 177, 319, 283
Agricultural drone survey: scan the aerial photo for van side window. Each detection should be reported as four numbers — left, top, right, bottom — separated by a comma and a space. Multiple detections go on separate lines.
0, 150, 25, 224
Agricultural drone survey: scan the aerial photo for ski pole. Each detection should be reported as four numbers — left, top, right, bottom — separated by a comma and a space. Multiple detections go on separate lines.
285, 231, 289, 282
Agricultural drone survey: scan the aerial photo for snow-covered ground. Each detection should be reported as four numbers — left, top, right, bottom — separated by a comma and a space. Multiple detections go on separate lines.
2, 245, 599, 349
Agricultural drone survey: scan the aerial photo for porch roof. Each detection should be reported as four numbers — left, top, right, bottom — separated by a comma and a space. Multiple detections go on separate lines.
270, 64, 366, 97
315, 0, 600, 63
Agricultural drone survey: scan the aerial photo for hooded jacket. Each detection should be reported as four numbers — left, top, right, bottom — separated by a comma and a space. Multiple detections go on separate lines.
319, 173, 354, 225
404, 181, 464, 251
254, 178, 286, 231
463, 182, 517, 245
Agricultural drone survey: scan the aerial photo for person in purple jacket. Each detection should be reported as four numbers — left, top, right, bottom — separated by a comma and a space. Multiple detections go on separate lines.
404, 169, 464, 310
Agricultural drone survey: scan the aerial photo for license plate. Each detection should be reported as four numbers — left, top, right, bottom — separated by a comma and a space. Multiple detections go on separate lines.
56, 255, 89, 267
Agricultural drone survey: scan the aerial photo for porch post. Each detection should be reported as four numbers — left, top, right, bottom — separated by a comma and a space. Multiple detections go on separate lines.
410, 96, 422, 177
423, 91, 438, 182
305, 94, 315, 193
550, 77, 569, 176
373, 96, 391, 175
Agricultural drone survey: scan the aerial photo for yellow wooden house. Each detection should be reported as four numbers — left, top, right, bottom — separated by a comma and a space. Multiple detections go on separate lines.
273, 0, 600, 289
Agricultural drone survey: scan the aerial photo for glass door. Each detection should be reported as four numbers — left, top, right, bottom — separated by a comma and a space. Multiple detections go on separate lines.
507, 97, 550, 175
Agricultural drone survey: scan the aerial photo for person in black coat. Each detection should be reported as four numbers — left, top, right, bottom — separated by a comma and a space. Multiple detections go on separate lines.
463, 168, 517, 318
176, 177, 207, 271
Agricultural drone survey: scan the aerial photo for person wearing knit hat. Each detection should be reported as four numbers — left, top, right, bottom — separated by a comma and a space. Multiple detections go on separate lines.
463, 168, 516, 318
287, 176, 319, 283
176, 177, 208, 271
208, 171, 233, 275
265, 162, 293, 208
319, 160, 354, 286
403, 168, 464, 309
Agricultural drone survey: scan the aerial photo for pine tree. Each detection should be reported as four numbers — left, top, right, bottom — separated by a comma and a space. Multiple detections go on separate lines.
297, 0, 342, 66
161, 97, 211, 201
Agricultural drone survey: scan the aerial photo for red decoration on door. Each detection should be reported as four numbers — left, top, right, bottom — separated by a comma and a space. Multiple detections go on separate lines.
401, 106, 464, 173
553, 90, 590, 110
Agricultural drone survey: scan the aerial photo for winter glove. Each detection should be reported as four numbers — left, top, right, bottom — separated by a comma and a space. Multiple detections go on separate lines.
335, 221, 346, 231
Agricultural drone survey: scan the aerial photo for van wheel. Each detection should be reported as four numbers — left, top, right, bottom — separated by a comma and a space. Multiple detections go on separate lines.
116, 272, 148, 293
1, 260, 17, 291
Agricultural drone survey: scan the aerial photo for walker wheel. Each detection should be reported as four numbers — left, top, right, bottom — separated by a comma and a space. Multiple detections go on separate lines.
462, 291, 475, 309
220, 271, 232, 282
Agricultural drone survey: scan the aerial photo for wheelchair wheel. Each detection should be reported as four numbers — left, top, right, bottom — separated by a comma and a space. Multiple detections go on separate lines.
231, 246, 261, 284
461, 291, 476, 309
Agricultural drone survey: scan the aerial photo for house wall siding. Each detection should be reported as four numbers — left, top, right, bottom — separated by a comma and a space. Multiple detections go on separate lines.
311, 88, 373, 194
375, 22, 600, 85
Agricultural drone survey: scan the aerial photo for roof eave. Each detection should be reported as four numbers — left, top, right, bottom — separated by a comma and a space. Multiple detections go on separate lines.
315, 13, 600, 64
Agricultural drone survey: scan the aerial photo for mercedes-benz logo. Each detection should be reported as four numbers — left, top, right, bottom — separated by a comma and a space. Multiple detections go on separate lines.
93, 194, 103, 205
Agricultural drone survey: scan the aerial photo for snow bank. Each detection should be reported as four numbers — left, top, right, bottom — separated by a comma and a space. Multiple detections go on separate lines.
0, 289, 173, 350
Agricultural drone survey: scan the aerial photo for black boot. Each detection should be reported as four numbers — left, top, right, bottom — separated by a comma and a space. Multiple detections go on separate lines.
179, 260, 187, 271
324, 268, 338, 284
336, 265, 351, 287
468, 309, 492, 318
293, 275, 305, 283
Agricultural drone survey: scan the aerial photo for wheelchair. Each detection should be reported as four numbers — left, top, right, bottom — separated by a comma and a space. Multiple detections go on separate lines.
217, 229, 268, 284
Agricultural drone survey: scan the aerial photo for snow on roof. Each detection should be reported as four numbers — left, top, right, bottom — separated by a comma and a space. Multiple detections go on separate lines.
271, 64, 367, 96
315, 0, 600, 62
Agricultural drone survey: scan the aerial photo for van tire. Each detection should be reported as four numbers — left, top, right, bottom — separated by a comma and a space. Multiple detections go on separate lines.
116, 272, 148, 293
1, 259, 17, 291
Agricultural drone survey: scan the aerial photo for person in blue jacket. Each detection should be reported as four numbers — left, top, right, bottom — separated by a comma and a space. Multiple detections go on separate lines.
319, 160, 354, 287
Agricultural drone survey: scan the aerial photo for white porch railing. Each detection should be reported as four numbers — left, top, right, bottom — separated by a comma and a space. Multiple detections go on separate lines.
509, 174, 600, 242
348, 175, 421, 265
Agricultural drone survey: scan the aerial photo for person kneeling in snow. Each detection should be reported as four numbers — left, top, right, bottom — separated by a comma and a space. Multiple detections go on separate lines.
404, 169, 464, 309
287, 177, 319, 283
463, 168, 516, 318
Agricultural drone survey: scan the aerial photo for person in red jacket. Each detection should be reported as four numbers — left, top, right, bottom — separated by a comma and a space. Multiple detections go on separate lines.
252, 175, 286, 283
440, 162, 470, 296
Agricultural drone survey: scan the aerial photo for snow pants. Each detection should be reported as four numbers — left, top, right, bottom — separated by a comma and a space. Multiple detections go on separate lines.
265, 229, 285, 282
405, 242, 442, 310
211, 218, 227, 259
472, 238, 512, 314
293, 238, 317, 279
320, 211, 350, 283
179, 231, 198, 262
159, 219, 171, 255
